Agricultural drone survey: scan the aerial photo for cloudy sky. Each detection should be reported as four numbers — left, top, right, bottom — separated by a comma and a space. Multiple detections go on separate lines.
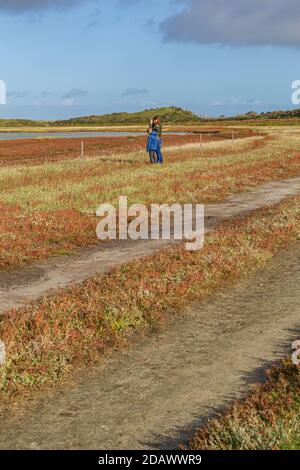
0, 0, 300, 119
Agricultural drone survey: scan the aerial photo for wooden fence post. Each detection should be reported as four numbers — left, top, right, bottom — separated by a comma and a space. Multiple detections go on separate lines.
81, 141, 84, 161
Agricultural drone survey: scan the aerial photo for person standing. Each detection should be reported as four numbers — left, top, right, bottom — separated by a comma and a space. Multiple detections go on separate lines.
147, 120, 158, 164
146, 116, 163, 164
153, 117, 163, 164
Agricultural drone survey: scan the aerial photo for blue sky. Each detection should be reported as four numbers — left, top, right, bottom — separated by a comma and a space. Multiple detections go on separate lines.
0, 0, 300, 119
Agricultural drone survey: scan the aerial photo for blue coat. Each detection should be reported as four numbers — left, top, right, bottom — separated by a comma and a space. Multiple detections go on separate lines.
147, 131, 159, 152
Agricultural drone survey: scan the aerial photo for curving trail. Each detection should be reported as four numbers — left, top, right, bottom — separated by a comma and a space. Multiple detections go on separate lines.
1, 176, 300, 316
0, 240, 299, 449
0, 175, 300, 450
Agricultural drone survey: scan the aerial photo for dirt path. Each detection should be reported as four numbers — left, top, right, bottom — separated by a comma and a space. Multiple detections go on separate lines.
0, 241, 299, 450
1, 175, 300, 316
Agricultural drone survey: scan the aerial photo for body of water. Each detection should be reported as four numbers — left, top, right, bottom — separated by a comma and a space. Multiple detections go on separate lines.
0, 131, 189, 141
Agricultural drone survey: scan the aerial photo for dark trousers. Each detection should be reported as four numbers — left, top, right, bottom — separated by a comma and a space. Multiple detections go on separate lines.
149, 150, 157, 164
157, 146, 163, 164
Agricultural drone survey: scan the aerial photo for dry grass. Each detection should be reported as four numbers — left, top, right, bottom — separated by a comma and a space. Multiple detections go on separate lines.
1, 132, 300, 270
0, 195, 300, 413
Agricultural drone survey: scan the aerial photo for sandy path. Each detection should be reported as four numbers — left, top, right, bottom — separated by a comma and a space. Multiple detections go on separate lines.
1, 176, 300, 316
0, 241, 299, 450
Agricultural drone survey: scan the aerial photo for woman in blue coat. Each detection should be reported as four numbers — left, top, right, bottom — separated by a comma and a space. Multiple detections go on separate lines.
147, 129, 159, 164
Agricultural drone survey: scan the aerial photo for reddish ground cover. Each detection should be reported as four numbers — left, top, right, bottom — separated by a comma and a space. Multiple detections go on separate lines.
0, 130, 250, 166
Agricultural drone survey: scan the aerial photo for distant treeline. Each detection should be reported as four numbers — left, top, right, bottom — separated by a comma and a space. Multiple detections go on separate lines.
1, 106, 300, 128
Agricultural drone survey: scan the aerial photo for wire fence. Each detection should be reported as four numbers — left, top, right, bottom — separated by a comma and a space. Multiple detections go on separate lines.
0, 130, 260, 167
